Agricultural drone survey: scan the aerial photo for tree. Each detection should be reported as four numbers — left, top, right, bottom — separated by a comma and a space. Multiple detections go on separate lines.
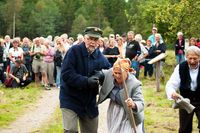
103, 0, 130, 34
156, 0, 200, 39
27, 0, 61, 37
2, 0, 23, 37
71, 14, 88, 37
103, 26, 114, 37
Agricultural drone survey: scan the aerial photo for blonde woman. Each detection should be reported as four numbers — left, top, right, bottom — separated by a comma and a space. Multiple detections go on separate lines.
98, 58, 144, 133
55, 37, 66, 88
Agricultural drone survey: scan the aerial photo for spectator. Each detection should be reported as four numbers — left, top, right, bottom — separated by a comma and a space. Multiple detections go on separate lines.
189, 37, 197, 46
196, 38, 200, 48
135, 34, 148, 65
43, 39, 55, 87
125, 31, 141, 78
9, 59, 31, 88
60, 27, 110, 133
175, 32, 185, 64
98, 38, 106, 53
144, 39, 154, 78
103, 39, 120, 66
148, 27, 163, 46
0, 39, 5, 83
151, 33, 167, 81
8, 38, 24, 71
117, 37, 125, 58
73, 34, 84, 45
30, 37, 49, 89
54, 38, 66, 89
22, 37, 32, 79
166, 46, 200, 133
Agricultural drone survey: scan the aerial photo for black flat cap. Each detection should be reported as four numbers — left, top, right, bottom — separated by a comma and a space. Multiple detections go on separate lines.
84, 27, 103, 38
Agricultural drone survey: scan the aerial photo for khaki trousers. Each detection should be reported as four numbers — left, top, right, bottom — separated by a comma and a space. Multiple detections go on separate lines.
61, 108, 98, 133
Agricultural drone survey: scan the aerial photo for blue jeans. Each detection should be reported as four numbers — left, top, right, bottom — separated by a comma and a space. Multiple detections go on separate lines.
176, 54, 185, 64
56, 66, 61, 87
131, 60, 140, 78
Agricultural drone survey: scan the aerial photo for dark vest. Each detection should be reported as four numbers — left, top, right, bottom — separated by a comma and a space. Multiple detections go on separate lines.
179, 61, 200, 105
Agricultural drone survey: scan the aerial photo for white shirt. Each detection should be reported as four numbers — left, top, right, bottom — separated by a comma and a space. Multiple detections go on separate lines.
165, 64, 199, 100
9, 47, 24, 63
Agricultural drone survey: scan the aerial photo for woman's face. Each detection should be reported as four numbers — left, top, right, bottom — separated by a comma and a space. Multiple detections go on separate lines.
113, 67, 128, 84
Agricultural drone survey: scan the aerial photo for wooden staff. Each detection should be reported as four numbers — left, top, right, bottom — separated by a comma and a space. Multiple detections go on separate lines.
118, 60, 137, 133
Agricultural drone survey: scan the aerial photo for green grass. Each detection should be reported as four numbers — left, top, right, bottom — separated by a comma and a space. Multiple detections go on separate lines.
0, 83, 43, 127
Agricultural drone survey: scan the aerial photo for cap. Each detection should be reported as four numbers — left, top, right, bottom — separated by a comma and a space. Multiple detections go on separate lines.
152, 27, 157, 31
84, 27, 103, 38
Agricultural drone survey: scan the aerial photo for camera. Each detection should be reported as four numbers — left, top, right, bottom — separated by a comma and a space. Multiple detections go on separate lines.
35, 54, 41, 59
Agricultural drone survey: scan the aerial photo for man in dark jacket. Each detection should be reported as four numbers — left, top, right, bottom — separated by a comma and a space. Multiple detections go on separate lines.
125, 31, 141, 78
60, 27, 110, 133
166, 46, 200, 133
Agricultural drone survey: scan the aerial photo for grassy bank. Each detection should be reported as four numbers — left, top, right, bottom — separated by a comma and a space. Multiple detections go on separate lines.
0, 83, 42, 127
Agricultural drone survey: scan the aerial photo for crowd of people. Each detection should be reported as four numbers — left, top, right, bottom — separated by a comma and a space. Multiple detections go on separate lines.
0, 26, 200, 132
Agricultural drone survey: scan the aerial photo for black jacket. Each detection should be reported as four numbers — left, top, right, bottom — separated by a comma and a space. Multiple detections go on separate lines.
175, 39, 185, 55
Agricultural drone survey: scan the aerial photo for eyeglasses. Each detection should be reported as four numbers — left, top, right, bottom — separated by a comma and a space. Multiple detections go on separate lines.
88, 37, 98, 41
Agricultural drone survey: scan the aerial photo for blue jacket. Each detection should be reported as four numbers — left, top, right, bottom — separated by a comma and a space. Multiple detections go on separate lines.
60, 42, 110, 118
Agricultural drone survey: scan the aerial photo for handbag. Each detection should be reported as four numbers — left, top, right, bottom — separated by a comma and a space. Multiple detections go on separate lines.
4, 77, 13, 87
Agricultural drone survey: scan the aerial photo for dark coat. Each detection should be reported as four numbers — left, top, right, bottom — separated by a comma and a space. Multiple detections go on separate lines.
151, 42, 167, 61
175, 39, 185, 55
60, 42, 110, 118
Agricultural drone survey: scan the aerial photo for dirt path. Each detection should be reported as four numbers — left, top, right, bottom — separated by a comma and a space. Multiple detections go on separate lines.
0, 88, 59, 133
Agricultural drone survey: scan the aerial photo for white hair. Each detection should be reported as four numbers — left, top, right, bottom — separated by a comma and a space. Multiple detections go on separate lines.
155, 33, 161, 38
135, 34, 142, 42
186, 46, 200, 57
177, 32, 183, 36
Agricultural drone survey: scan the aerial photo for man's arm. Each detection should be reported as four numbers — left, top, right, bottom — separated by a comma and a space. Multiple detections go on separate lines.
165, 65, 180, 100
61, 48, 88, 89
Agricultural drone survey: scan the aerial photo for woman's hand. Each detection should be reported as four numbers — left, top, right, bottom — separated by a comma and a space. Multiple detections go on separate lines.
125, 98, 136, 109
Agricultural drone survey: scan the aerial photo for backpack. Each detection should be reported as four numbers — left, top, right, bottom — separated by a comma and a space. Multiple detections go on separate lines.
54, 50, 63, 67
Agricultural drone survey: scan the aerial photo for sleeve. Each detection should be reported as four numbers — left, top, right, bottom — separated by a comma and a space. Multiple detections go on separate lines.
132, 84, 144, 113
61, 48, 88, 89
165, 65, 180, 100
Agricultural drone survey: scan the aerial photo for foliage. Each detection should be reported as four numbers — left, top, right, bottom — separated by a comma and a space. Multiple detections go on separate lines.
0, 0, 198, 43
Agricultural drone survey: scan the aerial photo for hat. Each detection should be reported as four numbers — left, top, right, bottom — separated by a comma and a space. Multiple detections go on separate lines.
152, 27, 157, 31
84, 27, 103, 38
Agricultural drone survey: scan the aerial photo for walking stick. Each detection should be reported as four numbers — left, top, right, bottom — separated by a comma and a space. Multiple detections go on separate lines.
118, 60, 137, 133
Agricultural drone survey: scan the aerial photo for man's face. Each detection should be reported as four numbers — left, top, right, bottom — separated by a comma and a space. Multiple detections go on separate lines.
85, 36, 99, 54
187, 52, 200, 69
127, 33, 134, 41
152, 29, 157, 34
